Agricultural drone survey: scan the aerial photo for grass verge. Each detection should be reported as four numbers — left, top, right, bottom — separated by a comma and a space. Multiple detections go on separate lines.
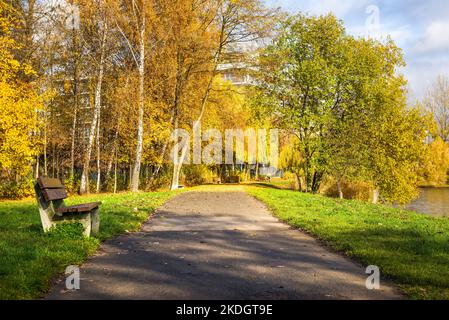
0, 191, 179, 299
246, 185, 449, 300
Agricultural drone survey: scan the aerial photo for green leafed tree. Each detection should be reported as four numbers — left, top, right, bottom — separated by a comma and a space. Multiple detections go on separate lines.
257, 13, 429, 203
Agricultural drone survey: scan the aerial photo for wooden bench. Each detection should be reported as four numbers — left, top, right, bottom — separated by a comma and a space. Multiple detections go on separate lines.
34, 177, 101, 237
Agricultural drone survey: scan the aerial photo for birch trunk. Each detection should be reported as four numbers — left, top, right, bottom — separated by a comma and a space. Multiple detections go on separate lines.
80, 22, 107, 194
337, 178, 344, 199
96, 111, 101, 193
169, 25, 226, 190
70, 30, 80, 180
130, 6, 146, 192
70, 101, 77, 179
35, 155, 39, 179
106, 152, 113, 181
171, 143, 189, 190
114, 148, 118, 194
372, 189, 380, 204
43, 123, 47, 176
169, 52, 184, 190
294, 172, 301, 191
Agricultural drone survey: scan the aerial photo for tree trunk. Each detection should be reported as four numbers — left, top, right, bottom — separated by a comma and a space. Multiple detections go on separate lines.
131, 10, 146, 192
311, 171, 323, 194
70, 104, 77, 180
170, 165, 180, 190
70, 29, 80, 181
304, 161, 309, 193
169, 19, 226, 190
80, 22, 107, 194
372, 189, 380, 204
35, 155, 40, 179
149, 141, 168, 181
294, 172, 301, 191
255, 162, 259, 180
96, 111, 101, 193
43, 123, 47, 176
337, 178, 344, 199
106, 152, 113, 181
52, 144, 56, 178
56, 149, 60, 179
114, 149, 118, 194
171, 142, 189, 190
169, 51, 185, 190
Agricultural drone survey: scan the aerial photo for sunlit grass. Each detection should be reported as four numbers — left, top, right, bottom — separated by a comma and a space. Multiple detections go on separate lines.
246, 185, 449, 300
2, 183, 448, 300
0, 191, 180, 299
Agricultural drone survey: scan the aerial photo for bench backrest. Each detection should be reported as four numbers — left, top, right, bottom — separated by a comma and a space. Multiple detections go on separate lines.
36, 177, 68, 202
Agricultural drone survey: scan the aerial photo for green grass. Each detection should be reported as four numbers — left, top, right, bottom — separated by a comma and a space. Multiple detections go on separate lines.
246, 185, 449, 300
0, 191, 179, 299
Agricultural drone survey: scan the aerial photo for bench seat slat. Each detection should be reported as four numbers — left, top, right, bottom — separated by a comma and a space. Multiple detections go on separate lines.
42, 188, 68, 201
38, 177, 64, 189
57, 202, 102, 214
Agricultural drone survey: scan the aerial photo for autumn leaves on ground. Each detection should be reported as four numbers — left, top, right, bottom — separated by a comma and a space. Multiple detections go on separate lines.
1, 0, 449, 300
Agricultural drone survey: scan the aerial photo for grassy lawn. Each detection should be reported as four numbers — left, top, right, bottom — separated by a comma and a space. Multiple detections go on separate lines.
246, 185, 449, 300
0, 191, 180, 299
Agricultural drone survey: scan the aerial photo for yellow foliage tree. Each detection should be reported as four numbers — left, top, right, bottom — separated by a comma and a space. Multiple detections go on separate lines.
0, 1, 43, 198
419, 137, 449, 186
279, 137, 303, 191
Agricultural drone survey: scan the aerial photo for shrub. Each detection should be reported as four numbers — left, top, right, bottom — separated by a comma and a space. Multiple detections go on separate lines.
0, 178, 34, 199
183, 165, 214, 187
64, 175, 79, 195
322, 178, 372, 201
145, 170, 172, 191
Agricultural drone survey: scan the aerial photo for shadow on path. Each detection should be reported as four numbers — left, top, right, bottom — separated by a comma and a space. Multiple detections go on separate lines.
48, 192, 403, 300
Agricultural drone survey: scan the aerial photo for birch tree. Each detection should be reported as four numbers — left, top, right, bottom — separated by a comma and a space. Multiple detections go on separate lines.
114, 0, 152, 192
170, 0, 275, 190
80, 0, 109, 194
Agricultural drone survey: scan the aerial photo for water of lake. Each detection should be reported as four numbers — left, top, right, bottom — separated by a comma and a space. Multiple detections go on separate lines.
405, 188, 449, 217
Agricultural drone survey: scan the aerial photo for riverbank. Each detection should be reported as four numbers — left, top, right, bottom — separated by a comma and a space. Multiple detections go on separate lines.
0, 191, 180, 299
247, 185, 449, 300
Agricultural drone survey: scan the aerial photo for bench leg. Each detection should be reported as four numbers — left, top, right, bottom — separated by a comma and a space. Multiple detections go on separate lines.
78, 214, 92, 237
38, 208, 55, 232
90, 209, 100, 236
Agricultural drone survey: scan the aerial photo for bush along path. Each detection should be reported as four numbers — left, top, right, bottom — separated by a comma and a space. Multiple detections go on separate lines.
0, 191, 180, 299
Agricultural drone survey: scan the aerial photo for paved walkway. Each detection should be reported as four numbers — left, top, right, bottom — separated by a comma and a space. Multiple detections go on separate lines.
48, 191, 402, 300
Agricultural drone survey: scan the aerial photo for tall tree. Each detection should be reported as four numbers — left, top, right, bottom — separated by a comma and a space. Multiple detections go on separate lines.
257, 13, 428, 203
114, 0, 152, 192
0, 0, 44, 198
79, 0, 110, 194
169, 0, 276, 190
424, 75, 449, 142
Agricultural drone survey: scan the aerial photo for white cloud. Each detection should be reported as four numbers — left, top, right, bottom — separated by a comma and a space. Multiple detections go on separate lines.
346, 23, 412, 47
300, 0, 366, 17
264, 0, 449, 99
414, 21, 449, 53
267, 0, 368, 18
404, 56, 449, 101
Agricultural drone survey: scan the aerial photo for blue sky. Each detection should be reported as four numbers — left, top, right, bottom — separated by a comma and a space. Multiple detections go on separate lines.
265, 0, 449, 100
